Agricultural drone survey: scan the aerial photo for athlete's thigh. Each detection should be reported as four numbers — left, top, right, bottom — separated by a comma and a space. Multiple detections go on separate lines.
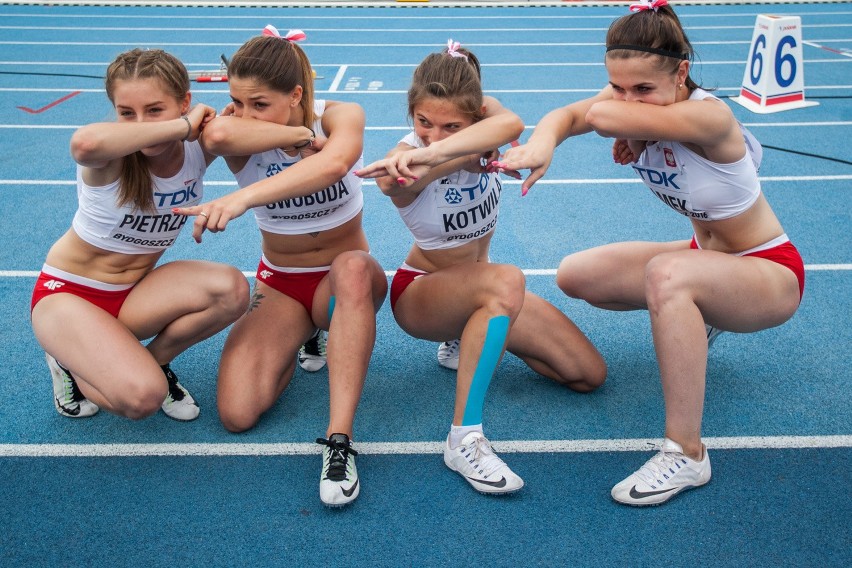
659, 250, 801, 332
32, 294, 161, 399
394, 262, 519, 341
218, 281, 315, 402
119, 259, 245, 338
558, 240, 689, 307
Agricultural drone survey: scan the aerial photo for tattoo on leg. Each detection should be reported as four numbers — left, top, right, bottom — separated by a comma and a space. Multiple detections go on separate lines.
248, 282, 265, 313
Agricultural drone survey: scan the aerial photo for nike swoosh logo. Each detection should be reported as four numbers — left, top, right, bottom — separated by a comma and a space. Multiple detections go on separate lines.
342, 479, 359, 498
629, 485, 676, 499
468, 476, 507, 488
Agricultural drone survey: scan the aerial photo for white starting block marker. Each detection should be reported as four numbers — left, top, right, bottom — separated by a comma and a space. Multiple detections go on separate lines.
733, 14, 818, 114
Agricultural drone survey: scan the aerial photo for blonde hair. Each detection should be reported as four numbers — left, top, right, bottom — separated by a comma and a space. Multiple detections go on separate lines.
105, 48, 190, 212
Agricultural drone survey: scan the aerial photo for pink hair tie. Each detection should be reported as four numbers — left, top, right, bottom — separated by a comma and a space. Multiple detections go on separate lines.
446, 39, 467, 59
262, 24, 307, 42
629, 0, 668, 12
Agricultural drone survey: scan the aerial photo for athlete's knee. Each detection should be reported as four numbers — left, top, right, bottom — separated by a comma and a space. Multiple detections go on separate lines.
206, 266, 251, 320
332, 251, 383, 299
556, 255, 589, 300
484, 265, 525, 317
218, 405, 259, 433
113, 378, 167, 420
644, 253, 693, 310
573, 359, 608, 393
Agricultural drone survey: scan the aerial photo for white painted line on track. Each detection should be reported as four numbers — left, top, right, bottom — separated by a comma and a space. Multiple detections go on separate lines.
3, 175, 851, 187
1, 435, 849, 458
3, 265, 850, 279
327, 64, 347, 93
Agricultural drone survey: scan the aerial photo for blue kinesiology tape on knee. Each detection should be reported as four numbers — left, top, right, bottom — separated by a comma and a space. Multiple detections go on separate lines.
462, 315, 510, 426
327, 295, 336, 322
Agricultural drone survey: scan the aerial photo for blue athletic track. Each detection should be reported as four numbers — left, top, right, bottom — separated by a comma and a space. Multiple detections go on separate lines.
0, 2, 849, 567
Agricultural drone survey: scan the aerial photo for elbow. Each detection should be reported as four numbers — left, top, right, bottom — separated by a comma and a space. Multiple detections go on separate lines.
69, 128, 101, 164
584, 105, 614, 138
508, 115, 525, 140
326, 161, 351, 184
375, 176, 397, 195
199, 120, 232, 155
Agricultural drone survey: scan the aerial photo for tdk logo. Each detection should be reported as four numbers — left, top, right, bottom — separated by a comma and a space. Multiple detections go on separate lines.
154, 181, 199, 207
444, 187, 463, 205
632, 166, 681, 190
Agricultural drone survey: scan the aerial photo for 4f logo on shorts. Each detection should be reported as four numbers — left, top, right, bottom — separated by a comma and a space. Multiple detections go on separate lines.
43, 280, 64, 291
259, 270, 273, 279
444, 187, 463, 204
664, 148, 677, 168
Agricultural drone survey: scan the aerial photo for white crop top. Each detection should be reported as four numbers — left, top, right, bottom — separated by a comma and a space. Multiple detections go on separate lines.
71, 140, 206, 254
396, 132, 502, 251
633, 88, 763, 221
233, 100, 364, 235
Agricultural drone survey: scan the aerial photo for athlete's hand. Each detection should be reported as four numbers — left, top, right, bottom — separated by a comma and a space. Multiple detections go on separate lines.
491, 140, 554, 196
185, 104, 217, 141
297, 133, 327, 159
612, 139, 645, 165
172, 193, 249, 243
220, 102, 236, 117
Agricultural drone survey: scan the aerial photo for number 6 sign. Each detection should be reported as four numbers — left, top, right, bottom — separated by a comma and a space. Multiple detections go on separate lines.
733, 14, 818, 113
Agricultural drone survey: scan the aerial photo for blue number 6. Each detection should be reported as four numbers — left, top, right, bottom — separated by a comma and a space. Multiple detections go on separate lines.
749, 34, 766, 85
775, 35, 797, 88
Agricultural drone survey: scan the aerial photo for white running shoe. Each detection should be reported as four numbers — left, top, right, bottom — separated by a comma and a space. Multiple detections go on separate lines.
706, 325, 724, 348
317, 433, 360, 507
299, 329, 328, 372
160, 364, 200, 421
443, 431, 524, 494
47, 354, 99, 418
611, 438, 711, 506
437, 339, 460, 370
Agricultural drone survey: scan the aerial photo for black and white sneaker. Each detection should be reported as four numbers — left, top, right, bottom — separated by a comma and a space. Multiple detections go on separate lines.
317, 433, 359, 507
437, 339, 460, 370
160, 364, 200, 421
47, 353, 99, 418
298, 329, 327, 372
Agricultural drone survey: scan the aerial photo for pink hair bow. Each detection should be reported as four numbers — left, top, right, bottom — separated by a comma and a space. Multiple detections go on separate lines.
446, 39, 467, 59
262, 24, 307, 42
629, 0, 668, 12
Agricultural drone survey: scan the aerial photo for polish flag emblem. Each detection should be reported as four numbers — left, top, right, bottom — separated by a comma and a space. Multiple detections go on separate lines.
664, 148, 676, 168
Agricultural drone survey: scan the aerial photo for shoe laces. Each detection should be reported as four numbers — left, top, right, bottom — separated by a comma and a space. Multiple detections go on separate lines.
440, 340, 460, 357
461, 435, 506, 479
635, 447, 688, 487
55, 359, 86, 403
161, 364, 185, 402
317, 436, 358, 482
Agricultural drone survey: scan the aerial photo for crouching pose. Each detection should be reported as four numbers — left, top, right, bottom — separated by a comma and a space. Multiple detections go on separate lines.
32, 48, 249, 422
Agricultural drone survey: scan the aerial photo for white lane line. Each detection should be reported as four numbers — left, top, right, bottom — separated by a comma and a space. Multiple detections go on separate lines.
1, 435, 849, 457
2, 175, 851, 187
2, 266, 850, 279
